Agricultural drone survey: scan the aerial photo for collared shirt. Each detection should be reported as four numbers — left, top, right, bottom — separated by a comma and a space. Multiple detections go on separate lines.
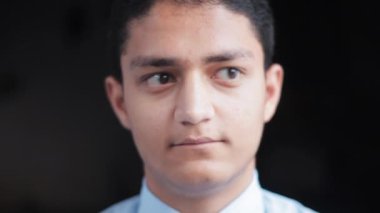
101, 172, 317, 213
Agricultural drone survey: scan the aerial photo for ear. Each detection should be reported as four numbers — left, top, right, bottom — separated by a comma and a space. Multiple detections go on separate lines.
263, 64, 284, 123
105, 76, 131, 129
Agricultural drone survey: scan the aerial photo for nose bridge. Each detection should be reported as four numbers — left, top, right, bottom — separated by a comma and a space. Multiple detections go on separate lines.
174, 71, 214, 125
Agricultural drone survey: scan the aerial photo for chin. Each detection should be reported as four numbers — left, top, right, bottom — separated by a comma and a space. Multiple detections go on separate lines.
167, 162, 234, 195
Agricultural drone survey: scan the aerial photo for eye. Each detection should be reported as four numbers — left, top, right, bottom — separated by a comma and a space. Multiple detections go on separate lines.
214, 67, 242, 81
144, 73, 176, 87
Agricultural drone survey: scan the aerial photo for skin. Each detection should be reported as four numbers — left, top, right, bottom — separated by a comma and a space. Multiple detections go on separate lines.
105, 2, 283, 212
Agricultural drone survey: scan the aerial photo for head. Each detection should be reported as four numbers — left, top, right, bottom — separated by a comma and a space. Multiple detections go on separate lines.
105, 0, 283, 199
107, 0, 276, 80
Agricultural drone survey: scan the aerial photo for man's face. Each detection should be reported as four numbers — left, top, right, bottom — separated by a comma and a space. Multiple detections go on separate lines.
106, 2, 283, 194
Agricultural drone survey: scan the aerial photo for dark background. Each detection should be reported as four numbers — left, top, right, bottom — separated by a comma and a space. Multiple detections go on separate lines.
1, 0, 379, 212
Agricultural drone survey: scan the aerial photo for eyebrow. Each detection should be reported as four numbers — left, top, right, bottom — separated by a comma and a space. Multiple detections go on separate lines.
129, 50, 254, 70
130, 57, 178, 69
203, 50, 254, 64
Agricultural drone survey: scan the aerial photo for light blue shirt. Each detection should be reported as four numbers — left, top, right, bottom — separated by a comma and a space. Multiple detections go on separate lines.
101, 172, 317, 213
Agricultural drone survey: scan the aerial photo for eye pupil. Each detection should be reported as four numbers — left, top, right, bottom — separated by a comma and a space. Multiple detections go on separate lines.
159, 74, 170, 84
228, 68, 238, 79
228, 69, 237, 78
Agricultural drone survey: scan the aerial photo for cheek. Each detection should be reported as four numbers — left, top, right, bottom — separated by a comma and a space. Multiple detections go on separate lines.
124, 86, 171, 131
124, 94, 172, 157
219, 83, 266, 148
128, 110, 167, 167
224, 104, 265, 161
221, 81, 266, 125
225, 99, 265, 137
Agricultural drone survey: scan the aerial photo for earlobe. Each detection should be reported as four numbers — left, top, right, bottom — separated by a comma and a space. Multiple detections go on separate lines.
264, 64, 284, 123
105, 76, 131, 129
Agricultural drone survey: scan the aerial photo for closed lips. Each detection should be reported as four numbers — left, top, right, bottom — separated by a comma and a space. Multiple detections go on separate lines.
171, 137, 224, 147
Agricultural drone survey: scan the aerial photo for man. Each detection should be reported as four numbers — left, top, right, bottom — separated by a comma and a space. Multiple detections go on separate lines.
103, 0, 317, 212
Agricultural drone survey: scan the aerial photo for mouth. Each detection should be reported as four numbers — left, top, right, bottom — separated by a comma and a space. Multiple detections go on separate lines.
170, 137, 225, 148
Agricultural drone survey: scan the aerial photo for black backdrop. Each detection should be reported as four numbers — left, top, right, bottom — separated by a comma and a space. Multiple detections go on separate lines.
1, 0, 379, 212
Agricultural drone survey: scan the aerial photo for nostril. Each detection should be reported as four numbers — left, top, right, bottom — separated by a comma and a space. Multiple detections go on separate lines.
180, 117, 211, 126
181, 121, 192, 126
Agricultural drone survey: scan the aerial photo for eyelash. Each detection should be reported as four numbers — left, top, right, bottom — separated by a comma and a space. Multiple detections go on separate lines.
213, 67, 243, 80
140, 66, 244, 86
137, 72, 176, 92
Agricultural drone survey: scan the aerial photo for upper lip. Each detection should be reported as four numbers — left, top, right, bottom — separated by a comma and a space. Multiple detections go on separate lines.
171, 137, 223, 147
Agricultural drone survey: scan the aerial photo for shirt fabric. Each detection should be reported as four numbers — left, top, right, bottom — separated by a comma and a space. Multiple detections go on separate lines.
101, 172, 317, 213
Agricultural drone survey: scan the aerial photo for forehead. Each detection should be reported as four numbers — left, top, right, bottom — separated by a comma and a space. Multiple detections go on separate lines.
123, 2, 263, 64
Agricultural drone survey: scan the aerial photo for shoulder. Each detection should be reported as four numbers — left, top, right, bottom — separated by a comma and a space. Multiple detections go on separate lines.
262, 189, 318, 213
100, 195, 140, 213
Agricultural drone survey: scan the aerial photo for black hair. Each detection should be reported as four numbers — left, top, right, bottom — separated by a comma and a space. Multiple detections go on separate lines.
107, 0, 275, 80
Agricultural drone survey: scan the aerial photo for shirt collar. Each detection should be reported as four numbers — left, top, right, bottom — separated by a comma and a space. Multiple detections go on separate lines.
220, 171, 264, 213
138, 180, 179, 213
138, 171, 264, 213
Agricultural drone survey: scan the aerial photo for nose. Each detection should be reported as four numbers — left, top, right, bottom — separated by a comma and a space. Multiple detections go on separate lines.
174, 73, 215, 126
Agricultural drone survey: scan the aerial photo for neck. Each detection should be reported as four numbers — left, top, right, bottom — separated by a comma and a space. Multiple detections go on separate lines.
145, 160, 255, 213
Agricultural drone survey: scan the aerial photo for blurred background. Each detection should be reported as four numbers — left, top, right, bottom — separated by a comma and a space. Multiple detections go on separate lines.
0, 0, 379, 212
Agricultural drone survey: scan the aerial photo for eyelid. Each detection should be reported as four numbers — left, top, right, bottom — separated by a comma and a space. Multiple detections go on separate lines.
139, 71, 175, 83
138, 72, 177, 93
212, 66, 245, 78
